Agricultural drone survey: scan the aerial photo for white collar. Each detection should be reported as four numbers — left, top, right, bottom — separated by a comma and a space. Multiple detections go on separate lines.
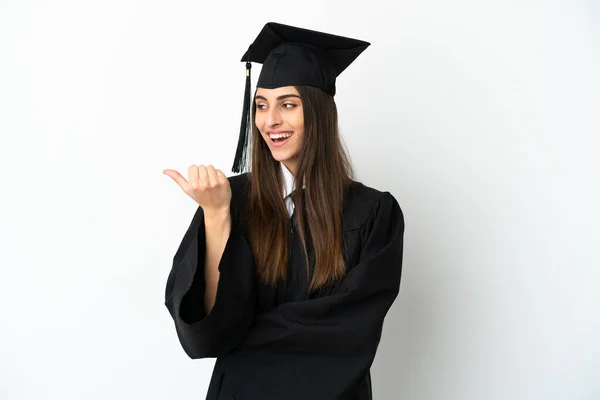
280, 162, 296, 199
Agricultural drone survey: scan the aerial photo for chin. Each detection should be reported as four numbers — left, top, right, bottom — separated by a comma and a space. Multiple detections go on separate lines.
271, 153, 291, 162
271, 150, 297, 162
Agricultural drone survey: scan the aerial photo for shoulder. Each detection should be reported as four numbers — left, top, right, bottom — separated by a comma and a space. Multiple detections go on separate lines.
343, 180, 402, 231
227, 172, 251, 223
227, 172, 251, 203
227, 172, 250, 191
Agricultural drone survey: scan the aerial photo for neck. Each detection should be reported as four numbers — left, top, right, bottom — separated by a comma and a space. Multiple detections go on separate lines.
282, 160, 297, 178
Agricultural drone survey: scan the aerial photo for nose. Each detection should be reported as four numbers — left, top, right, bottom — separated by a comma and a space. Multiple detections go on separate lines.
265, 106, 282, 128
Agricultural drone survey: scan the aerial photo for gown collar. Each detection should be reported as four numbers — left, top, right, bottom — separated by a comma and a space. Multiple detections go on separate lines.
280, 162, 305, 218
281, 162, 295, 199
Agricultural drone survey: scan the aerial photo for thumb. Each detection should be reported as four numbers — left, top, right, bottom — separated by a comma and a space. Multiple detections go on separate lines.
163, 169, 189, 191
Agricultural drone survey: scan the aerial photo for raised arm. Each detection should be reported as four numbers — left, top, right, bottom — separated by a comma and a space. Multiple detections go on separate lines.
163, 166, 256, 358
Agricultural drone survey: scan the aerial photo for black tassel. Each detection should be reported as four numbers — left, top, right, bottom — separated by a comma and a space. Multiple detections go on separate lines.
232, 61, 252, 173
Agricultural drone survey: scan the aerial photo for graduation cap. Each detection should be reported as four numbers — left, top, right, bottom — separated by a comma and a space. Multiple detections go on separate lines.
231, 22, 371, 173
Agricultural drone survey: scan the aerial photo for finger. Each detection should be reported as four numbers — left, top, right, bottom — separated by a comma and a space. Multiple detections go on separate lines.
215, 168, 227, 184
197, 164, 209, 189
188, 165, 199, 189
206, 165, 218, 187
163, 169, 189, 190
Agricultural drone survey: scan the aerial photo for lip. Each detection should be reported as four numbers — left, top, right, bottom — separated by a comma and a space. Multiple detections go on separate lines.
269, 132, 293, 148
268, 130, 293, 135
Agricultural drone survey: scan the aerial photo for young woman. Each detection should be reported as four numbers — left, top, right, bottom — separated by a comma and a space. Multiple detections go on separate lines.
163, 22, 405, 400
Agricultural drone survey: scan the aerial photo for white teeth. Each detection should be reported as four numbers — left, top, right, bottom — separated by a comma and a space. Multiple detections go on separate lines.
270, 133, 292, 139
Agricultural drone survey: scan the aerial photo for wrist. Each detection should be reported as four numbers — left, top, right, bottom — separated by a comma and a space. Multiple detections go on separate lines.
204, 208, 231, 223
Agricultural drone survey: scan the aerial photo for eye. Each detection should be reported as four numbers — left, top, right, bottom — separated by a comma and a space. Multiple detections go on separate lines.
256, 102, 296, 110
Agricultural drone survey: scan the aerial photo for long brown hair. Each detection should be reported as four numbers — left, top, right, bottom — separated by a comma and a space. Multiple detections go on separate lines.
246, 85, 355, 293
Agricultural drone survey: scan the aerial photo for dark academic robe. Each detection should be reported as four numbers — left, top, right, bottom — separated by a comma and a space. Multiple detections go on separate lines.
164, 173, 404, 400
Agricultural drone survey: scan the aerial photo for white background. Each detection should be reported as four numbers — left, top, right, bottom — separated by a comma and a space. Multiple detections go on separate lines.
1, 1, 599, 399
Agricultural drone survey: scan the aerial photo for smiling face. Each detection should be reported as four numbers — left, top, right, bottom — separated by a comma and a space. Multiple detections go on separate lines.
254, 86, 305, 177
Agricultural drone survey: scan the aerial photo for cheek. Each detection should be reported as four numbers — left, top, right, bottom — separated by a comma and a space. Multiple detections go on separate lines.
254, 114, 264, 128
254, 116, 268, 137
292, 126, 305, 146
293, 114, 304, 143
292, 110, 304, 130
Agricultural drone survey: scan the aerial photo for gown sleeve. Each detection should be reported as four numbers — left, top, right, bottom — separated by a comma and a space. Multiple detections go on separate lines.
164, 204, 257, 359
234, 191, 404, 357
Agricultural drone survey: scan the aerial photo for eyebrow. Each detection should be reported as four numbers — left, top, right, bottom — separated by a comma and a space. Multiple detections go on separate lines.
255, 94, 301, 101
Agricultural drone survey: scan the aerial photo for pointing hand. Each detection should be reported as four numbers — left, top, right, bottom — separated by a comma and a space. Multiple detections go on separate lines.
163, 165, 232, 215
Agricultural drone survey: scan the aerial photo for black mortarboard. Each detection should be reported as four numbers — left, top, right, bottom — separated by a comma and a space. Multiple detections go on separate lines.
231, 22, 371, 173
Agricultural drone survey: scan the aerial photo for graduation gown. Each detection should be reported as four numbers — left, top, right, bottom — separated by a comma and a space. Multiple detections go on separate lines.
164, 173, 404, 400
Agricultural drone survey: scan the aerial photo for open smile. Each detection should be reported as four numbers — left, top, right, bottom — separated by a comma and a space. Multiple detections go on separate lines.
269, 132, 293, 147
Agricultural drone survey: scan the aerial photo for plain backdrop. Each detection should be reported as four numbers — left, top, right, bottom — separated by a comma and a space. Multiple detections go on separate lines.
1, 1, 599, 399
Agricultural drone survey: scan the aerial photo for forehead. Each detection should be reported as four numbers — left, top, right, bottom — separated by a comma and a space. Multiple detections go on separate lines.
255, 86, 300, 99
